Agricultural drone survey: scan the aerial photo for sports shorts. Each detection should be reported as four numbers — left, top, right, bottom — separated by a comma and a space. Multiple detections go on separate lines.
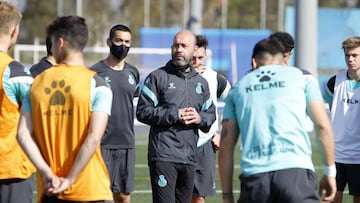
101, 148, 135, 193
41, 196, 114, 203
0, 174, 34, 203
238, 168, 319, 203
149, 161, 195, 203
335, 162, 360, 195
193, 140, 216, 197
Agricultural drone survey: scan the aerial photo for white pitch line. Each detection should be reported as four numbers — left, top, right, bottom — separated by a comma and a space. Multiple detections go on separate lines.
135, 164, 324, 170
132, 190, 241, 194
132, 189, 349, 194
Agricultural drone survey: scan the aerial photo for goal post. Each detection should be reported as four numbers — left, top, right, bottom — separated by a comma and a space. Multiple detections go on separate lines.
14, 44, 212, 79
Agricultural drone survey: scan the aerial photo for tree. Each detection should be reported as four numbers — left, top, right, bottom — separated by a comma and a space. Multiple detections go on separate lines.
18, 0, 358, 46
20, 0, 57, 43
83, 0, 119, 46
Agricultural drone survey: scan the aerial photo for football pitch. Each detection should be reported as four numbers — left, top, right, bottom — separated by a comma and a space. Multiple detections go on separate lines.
33, 125, 352, 202
130, 125, 353, 203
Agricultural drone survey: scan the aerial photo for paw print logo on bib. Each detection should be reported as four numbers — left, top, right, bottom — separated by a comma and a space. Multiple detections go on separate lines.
44, 80, 71, 105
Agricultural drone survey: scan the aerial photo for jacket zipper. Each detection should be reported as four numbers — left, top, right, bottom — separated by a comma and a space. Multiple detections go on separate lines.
185, 78, 188, 106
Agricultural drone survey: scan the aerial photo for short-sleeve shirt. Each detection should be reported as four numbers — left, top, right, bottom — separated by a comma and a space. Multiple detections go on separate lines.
223, 65, 323, 176
22, 64, 113, 201
91, 61, 140, 148
29, 57, 53, 78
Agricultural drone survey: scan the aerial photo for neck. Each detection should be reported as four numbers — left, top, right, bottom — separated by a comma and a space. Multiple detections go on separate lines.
347, 69, 360, 81
60, 51, 85, 66
194, 65, 206, 74
174, 62, 191, 73
0, 38, 11, 53
46, 55, 57, 65
104, 56, 125, 70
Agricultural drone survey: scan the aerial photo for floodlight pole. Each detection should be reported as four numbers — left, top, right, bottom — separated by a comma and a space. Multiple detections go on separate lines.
57, 0, 63, 16
76, 0, 82, 16
144, 0, 150, 27
188, 0, 203, 34
260, 0, 266, 29
278, 0, 285, 31
295, 0, 318, 77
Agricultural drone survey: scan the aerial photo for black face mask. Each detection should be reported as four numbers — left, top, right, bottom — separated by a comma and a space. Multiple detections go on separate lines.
110, 44, 130, 60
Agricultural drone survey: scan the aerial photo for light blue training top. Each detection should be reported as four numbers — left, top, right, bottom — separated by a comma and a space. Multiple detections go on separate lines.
223, 65, 323, 176
2, 61, 33, 105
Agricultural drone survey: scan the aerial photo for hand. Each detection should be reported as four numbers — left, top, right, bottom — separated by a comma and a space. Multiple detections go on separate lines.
42, 171, 75, 195
179, 107, 201, 125
212, 132, 221, 150
178, 108, 186, 123
43, 174, 61, 196
51, 177, 73, 195
318, 175, 336, 203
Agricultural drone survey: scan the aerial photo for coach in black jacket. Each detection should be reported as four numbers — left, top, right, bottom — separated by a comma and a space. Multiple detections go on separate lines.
136, 30, 216, 203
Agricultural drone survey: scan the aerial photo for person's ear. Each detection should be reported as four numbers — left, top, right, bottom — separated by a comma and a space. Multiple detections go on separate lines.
106, 38, 112, 47
251, 58, 257, 69
58, 37, 65, 49
283, 52, 291, 65
10, 25, 19, 40
194, 45, 198, 52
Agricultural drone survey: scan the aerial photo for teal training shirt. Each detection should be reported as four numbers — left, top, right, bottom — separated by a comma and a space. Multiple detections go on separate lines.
223, 65, 323, 176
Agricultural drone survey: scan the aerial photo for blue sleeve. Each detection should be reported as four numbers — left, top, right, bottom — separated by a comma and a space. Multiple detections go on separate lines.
323, 86, 333, 104
91, 75, 113, 115
323, 75, 335, 104
21, 90, 31, 112
223, 87, 237, 120
304, 74, 323, 103
3, 61, 33, 105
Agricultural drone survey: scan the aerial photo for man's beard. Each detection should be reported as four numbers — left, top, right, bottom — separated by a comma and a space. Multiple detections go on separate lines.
172, 60, 190, 72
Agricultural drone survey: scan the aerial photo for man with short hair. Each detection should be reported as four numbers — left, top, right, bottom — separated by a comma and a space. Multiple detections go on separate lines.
136, 30, 216, 203
0, 2, 35, 203
219, 38, 336, 203
17, 16, 113, 203
269, 31, 295, 65
91, 24, 139, 203
324, 36, 360, 203
191, 35, 231, 203
30, 36, 56, 78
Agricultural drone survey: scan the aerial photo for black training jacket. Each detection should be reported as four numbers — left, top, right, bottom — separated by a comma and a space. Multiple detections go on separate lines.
136, 60, 216, 166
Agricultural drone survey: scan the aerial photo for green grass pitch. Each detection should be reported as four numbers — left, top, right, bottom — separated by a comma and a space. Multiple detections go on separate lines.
32, 130, 352, 203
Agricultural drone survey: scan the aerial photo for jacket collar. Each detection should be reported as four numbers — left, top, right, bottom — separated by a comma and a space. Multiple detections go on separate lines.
165, 60, 198, 78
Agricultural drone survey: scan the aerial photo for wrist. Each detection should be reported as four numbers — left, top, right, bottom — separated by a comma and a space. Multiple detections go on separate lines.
323, 164, 336, 177
222, 192, 234, 199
